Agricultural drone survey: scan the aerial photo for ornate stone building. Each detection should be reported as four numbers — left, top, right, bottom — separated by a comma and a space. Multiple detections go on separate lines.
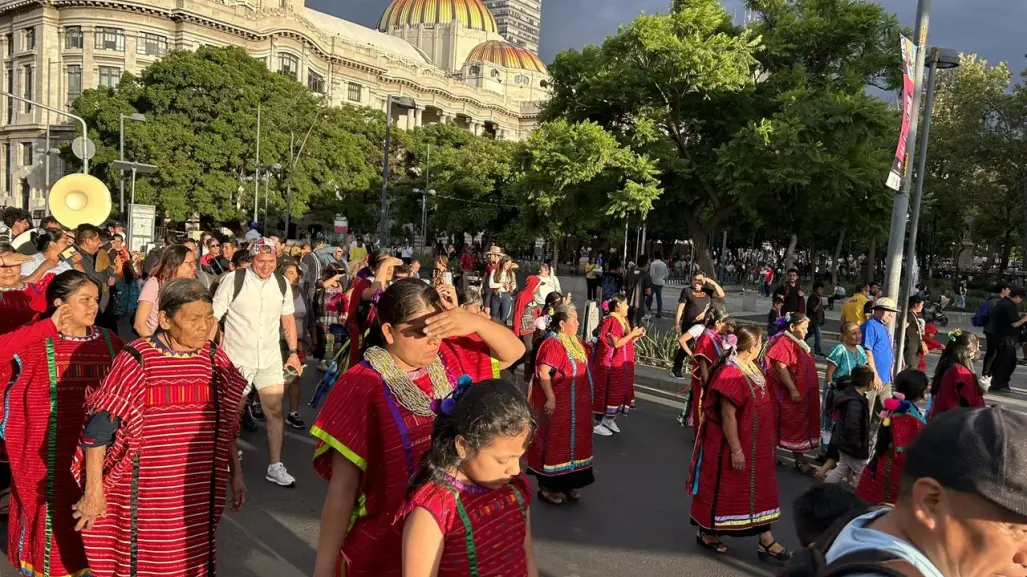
0, 0, 549, 213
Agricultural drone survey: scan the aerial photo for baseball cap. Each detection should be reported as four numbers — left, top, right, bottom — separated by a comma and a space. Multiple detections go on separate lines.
250, 237, 276, 256
904, 407, 1027, 517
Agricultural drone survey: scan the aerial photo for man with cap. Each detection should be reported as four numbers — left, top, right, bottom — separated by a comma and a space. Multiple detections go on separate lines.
861, 296, 900, 420
902, 295, 928, 371
823, 407, 1027, 577
244, 221, 262, 243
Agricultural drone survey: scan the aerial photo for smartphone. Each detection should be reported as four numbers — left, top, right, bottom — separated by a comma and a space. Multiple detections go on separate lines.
59, 246, 77, 261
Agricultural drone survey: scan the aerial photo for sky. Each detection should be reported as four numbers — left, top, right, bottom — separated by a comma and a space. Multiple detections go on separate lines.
308, 0, 1027, 81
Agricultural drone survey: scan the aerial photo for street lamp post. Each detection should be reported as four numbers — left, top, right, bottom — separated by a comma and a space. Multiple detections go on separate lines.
882, 0, 931, 338
0, 90, 88, 173
413, 188, 436, 253
380, 95, 416, 247
119, 112, 146, 219
895, 46, 960, 367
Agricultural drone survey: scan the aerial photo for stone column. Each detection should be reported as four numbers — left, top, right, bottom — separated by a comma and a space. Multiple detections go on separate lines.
405, 107, 416, 130
413, 106, 423, 128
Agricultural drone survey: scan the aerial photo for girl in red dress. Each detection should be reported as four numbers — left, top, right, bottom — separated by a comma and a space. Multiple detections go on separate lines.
343, 251, 401, 372
526, 304, 595, 506
683, 309, 735, 430
593, 294, 644, 436
855, 369, 929, 505
0, 271, 123, 577
926, 330, 984, 420
689, 325, 789, 563
764, 312, 820, 473
311, 279, 525, 577
400, 379, 539, 577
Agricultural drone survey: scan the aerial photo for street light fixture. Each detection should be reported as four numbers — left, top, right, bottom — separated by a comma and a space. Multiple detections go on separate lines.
895, 46, 960, 365
380, 95, 416, 246
412, 188, 436, 253
119, 112, 146, 219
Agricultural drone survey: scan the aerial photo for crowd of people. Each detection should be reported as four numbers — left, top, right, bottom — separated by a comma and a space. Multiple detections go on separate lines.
2, 210, 1027, 577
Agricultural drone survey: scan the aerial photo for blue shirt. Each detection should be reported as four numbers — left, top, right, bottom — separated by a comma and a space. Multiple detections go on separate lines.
861, 317, 893, 384
825, 510, 943, 577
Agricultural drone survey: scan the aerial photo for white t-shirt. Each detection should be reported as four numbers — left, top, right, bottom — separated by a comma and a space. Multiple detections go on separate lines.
650, 259, 668, 286
685, 323, 704, 341
213, 268, 295, 370
400, 245, 414, 258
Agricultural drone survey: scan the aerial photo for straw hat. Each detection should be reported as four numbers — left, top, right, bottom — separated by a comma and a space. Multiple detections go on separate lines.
872, 297, 900, 312
486, 245, 505, 257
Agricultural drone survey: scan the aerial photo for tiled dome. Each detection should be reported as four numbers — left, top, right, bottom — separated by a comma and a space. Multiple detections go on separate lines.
465, 40, 545, 73
378, 0, 498, 34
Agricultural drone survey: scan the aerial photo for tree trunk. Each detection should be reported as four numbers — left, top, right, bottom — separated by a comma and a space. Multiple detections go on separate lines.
831, 227, 846, 286
866, 237, 877, 282
783, 234, 798, 271
552, 236, 560, 276
1001, 227, 1014, 272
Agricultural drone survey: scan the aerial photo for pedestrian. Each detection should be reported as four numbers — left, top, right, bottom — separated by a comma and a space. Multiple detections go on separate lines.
19, 229, 75, 282
526, 304, 596, 506
977, 282, 1007, 388
0, 271, 122, 577
791, 485, 867, 547
986, 286, 1027, 393
767, 294, 784, 336
133, 244, 197, 338
764, 312, 820, 473
773, 268, 806, 314
671, 272, 725, 379
592, 294, 644, 436
826, 284, 847, 310
818, 321, 868, 479
311, 280, 524, 577
761, 264, 774, 298
212, 237, 302, 488
823, 366, 874, 486
400, 379, 539, 577
585, 256, 599, 301
72, 279, 246, 577
860, 297, 901, 420
488, 256, 516, 323
682, 309, 734, 430
817, 407, 1027, 576
536, 262, 561, 305
314, 265, 348, 371
955, 276, 967, 309
902, 295, 928, 371
839, 283, 871, 326
511, 275, 543, 387
688, 325, 790, 563
855, 369, 929, 505
927, 330, 984, 419
649, 251, 668, 317
75, 224, 120, 330
344, 251, 402, 372
279, 261, 315, 429
805, 282, 825, 356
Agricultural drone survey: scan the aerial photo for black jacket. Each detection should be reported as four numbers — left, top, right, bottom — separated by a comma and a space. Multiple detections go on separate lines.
831, 386, 870, 459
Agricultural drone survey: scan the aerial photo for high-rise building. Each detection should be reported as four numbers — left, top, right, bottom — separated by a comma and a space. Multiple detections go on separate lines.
481, 0, 541, 54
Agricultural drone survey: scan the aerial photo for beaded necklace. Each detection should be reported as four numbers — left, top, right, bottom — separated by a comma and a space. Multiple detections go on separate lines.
613, 314, 629, 334
365, 346, 452, 417
558, 331, 586, 362
735, 357, 766, 389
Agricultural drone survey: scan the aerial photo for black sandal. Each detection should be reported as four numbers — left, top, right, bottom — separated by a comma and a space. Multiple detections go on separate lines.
563, 489, 581, 502
757, 540, 790, 564
696, 531, 728, 554
537, 489, 565, 506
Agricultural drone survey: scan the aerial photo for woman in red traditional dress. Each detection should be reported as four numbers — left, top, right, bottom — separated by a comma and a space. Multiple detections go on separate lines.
71, 278, 246, 577
511, 275, 542, 387
592, 294, 644, 436
688, 325, 789, 563
343, 251, 401, 371
400, 379, 539, 577
0, 270, 123, 577
855, 369, 929, 505
683, 309, 735, 430
764, 312, 820, 473
526, 304, 595, 506
311, 279, 525, 577
926, 330, 984, 420
0, 242, 49, 332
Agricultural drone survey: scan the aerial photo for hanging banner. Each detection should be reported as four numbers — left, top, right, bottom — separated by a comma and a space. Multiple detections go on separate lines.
886, 35, 918, 191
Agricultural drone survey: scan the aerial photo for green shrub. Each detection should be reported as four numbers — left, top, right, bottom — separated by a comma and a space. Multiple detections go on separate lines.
635, 328, 682, 369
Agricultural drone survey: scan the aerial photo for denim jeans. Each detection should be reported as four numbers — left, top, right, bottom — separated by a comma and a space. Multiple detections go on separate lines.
490, 293, 513, 323
806, 321, 824, 356
651, 284, 664, 316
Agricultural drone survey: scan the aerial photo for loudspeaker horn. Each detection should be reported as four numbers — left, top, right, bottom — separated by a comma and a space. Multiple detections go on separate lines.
48, 174, 112, 229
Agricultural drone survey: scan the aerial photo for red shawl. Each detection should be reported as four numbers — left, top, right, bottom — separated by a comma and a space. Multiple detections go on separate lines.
513, 275, 542, 336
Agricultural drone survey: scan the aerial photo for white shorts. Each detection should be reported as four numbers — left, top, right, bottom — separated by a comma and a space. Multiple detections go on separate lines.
238, 361, 285, 396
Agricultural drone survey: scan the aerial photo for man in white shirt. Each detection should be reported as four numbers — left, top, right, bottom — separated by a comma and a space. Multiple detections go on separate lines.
400, 242, 414, 264
213, 238, 302, 488
649, 252, 669, 317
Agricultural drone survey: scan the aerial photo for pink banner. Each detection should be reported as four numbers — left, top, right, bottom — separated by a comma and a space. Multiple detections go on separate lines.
886, 35, 917, 191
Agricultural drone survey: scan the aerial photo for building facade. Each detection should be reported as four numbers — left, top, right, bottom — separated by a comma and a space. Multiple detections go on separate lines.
480, 0, 541, 54
0, 0, 548, 213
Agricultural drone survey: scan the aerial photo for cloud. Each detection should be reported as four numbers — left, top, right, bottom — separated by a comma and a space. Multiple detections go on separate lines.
310, 0, 1027, 78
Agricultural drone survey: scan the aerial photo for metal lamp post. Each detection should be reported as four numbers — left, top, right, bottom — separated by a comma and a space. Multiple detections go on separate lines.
894, 46, 960, 367
119, 112, 146, 218
263, 163, 281, 233
412, 188, 436, 252
380, 95, 416, 247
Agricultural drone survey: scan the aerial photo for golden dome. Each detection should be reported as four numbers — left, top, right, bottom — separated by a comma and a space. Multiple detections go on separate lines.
466, 40, 546, 73
378, 0, 498, 34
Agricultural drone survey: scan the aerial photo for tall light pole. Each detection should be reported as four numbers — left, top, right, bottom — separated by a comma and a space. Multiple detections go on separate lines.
253, 103, 261, 223
119, 112, 146, 219
413, 188, 436, 252
882, 0, 931, 341
894, 46, 960, 366
380, 95, 416, 247
0, 90, 88, 173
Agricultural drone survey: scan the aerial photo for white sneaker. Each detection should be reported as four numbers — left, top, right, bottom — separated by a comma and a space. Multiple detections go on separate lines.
317, 359, 330, 372
602, 418, 621, 433
266, 462, 296, 487
593, 423, 613, 436
980, 375, 992, 391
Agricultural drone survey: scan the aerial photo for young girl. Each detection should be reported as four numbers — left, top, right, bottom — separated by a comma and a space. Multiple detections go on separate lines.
855, 368, 929, 505
400, 378, 539, 577
681, 308, 733, 429
592, 294, 644, 436
767, 295, 784, 336
927, 330, 984, 420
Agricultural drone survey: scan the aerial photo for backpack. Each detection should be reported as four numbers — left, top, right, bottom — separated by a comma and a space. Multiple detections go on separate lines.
230, 268, 287, 305
777, 506, 923, 577
972, 297, 996, 328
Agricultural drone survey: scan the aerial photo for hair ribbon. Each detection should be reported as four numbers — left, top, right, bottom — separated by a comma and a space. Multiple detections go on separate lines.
430, 375, 473, 417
